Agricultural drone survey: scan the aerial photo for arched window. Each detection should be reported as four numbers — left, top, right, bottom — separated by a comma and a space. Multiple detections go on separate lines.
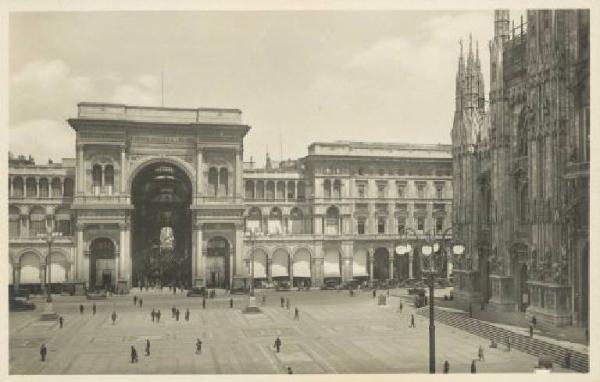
297, 181, 305, 201
323, 179, 331, 199
266, 181, 275, 200
276, 181, 285, 200
268, 207, 283, 234
208, 167, 218, 197
26, 177, 37, 197
13, 177, 24, 198
287, 181, 295, 199
333, 179, 341, 199
290, 207, 304, 234
29, 206, 46, 236
92, 165, 102, 195
105, 165, 114, 195
39, 178, 49, 198
256, 181, 265, 199
219, 168, 228, 196
325, 206, 340, 235
51, 178, 61, 197
55, 208, 72, 236
9, 206, 20, 237
63, 177, 74, 197
246, 207, 262, 233
245, 180, 255, 199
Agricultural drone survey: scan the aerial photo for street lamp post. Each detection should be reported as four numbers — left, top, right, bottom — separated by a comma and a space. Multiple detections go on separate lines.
39, 225, 61, 320
243, 229, 261, 313
420, 234, 437, 374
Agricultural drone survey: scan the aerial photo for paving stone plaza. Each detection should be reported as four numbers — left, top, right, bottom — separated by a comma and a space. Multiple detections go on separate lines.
9, 289, 559, 374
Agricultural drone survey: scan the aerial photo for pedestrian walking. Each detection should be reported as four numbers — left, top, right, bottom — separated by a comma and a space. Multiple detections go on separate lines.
294, 307, 299, 320
156, 309, 161, 323
92, 303, 97, 315
471, 360, 477, 373
133, 295, 137, 305
274, 336, 282, 353
443, 360, 449, 373
230, 298, 233, 308
131, 346, 138, 363
529, 324, 534, 338
398, 301, 403, 313
196, 338, 202, 354
280, 296, 285, 308
145, 339, 150, 356
40, 343, 47, 362
139, 298, 143, 308
172, 306, 176, 318
409, 314, 416, 328
478, 345, 484, 361
59, 316, 64, 328
531, 315, 537, 326
176, 309, 180, 321
151, 309, 156, 322
373, 289, 377, 298
79, 304, 84, 314
185, 308, 190, 321
111, 311, 117, 325
287, 367, 293, 374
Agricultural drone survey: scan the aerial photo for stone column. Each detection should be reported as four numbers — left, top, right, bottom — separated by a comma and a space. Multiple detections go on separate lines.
36, 177, 40, 198
20, 214, 28, 237
389, 253, 394, 280
119, 224, 126, 281
235, 148, 243, 199
193, 223, 204, 286
9, 177, 13, 198
101, 165, 105, 192
118, 222, 131, 288
114, 249, 120, 287
40, 260, 47, 291
196, 147, 203, 198
369, 251, 374, 282
289, 254, 294, 285
76, 223, 84, 281
267, 258, 273, 283
408, 252, 414, 279
60, 178, 65, 197
120, 146, 127, 194
76, 144, 84, 194
229, 248, 234, 288
14, 264, 20, 293
235, 224, 244, 277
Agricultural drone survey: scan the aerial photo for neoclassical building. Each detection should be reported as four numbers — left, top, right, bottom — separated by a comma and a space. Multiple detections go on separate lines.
9, 102, 453, 293
451, 10, 589, 327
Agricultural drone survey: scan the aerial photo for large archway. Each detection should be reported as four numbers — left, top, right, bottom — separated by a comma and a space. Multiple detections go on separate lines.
131, 162, 192, 288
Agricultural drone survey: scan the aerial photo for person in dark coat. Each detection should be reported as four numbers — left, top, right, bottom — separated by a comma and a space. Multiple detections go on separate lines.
176, 309, 180, 321
287, 367, 293, 374
131, 346, 138, 363
151, 309, 156, 322
40, 343, 47, 362
202, 297, 206, 309
156, 309, 161, 323
172, 306, 176, 318
185, 308, 190, 321
373, 289, 377, 298
196, 338, 202, 354
478, 345, 484, 361
230, 298, 233, 308
280, 296, 285, 308
133, 295, 137, 305
409, 314, 415, 328
294, 307, 299, 320
443, 360, 450, 373
111, 311, 117, 325
274, 337, 282, 353
92, 303, 96, 315
398, 301, 403, 313
145, 339, 150, 356
531, 315, 537, 326
79, 304, 84, 314
471, 360, 477, 373
59, 316, 64, 328
139, 298, 143, 308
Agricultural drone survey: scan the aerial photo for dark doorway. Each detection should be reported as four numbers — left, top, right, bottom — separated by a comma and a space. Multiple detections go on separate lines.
206, 237, 230, 288
373, 248, 389, 280
132, 163, 192, 288
90, 238, 115, 289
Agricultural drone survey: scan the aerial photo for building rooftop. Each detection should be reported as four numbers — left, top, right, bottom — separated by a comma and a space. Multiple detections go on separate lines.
307, 141, 452, 159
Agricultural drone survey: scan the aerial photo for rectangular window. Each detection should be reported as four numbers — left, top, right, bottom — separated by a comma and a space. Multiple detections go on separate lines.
436, 218, 443, 233
377, 185, 386, 198
57, 220, 72, 236
417, 183, 426, 198
357, 220, 365, 235
357, 184, 366, 198
9, 220, 20, 237
30, 220, 46, 236
397, 185, 405, 198
397, 218, 405, 235
417, 217, 425, 231
436, 184, 444, 200
377, 218, 386, 234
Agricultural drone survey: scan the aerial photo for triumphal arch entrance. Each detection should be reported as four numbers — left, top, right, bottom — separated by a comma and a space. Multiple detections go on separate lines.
68, 103, 249, 291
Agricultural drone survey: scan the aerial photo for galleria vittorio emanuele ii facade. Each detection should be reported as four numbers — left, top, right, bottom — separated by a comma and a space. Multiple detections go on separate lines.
8, 102, 453, 294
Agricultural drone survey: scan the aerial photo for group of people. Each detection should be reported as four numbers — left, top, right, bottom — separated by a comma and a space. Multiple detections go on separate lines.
279, 296, 301, 320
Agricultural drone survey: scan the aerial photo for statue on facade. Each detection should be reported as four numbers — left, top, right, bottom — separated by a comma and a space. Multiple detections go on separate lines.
160, 226, 175, 251
552, 245, 569, 284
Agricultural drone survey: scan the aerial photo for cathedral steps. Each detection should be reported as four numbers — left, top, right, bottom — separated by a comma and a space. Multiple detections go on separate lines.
416, 307, 589, 373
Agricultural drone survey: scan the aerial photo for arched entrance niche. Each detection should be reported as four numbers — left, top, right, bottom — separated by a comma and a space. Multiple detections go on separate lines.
511, 243, 529, 312
131, 162, 193, 288
373, 248, 389, 280
293, 248, 311, 288
90, 238, 116, 289
323, 247, 341, 284
206, 236, 230, 288
271, 248, 290, 282
353, 248, 369, 280
251, 248, 268, 286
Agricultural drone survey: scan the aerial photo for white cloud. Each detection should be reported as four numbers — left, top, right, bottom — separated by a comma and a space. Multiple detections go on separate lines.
9, 119, 76, 163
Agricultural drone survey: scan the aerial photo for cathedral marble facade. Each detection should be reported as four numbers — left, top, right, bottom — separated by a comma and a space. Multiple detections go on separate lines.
9, 102, 453, 293
451, 10, 589, 327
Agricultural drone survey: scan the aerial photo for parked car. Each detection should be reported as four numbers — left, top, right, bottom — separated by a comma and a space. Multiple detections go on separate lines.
9, 297, 36, 311
186, 286, 207, 297
320, 280, 339, 290
86, 290, 107, 300
275, 281, 292, 291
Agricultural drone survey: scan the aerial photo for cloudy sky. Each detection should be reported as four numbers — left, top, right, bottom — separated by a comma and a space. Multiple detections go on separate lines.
9, 10, 518, 165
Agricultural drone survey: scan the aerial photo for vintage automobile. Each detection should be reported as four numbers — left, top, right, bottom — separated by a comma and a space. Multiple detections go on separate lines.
275, 281, 292, 291
9, 297, 36, 311
186, 286, 207, 297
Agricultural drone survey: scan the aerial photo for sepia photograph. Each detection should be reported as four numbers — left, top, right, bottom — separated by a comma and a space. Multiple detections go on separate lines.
4, 1, 593, 378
